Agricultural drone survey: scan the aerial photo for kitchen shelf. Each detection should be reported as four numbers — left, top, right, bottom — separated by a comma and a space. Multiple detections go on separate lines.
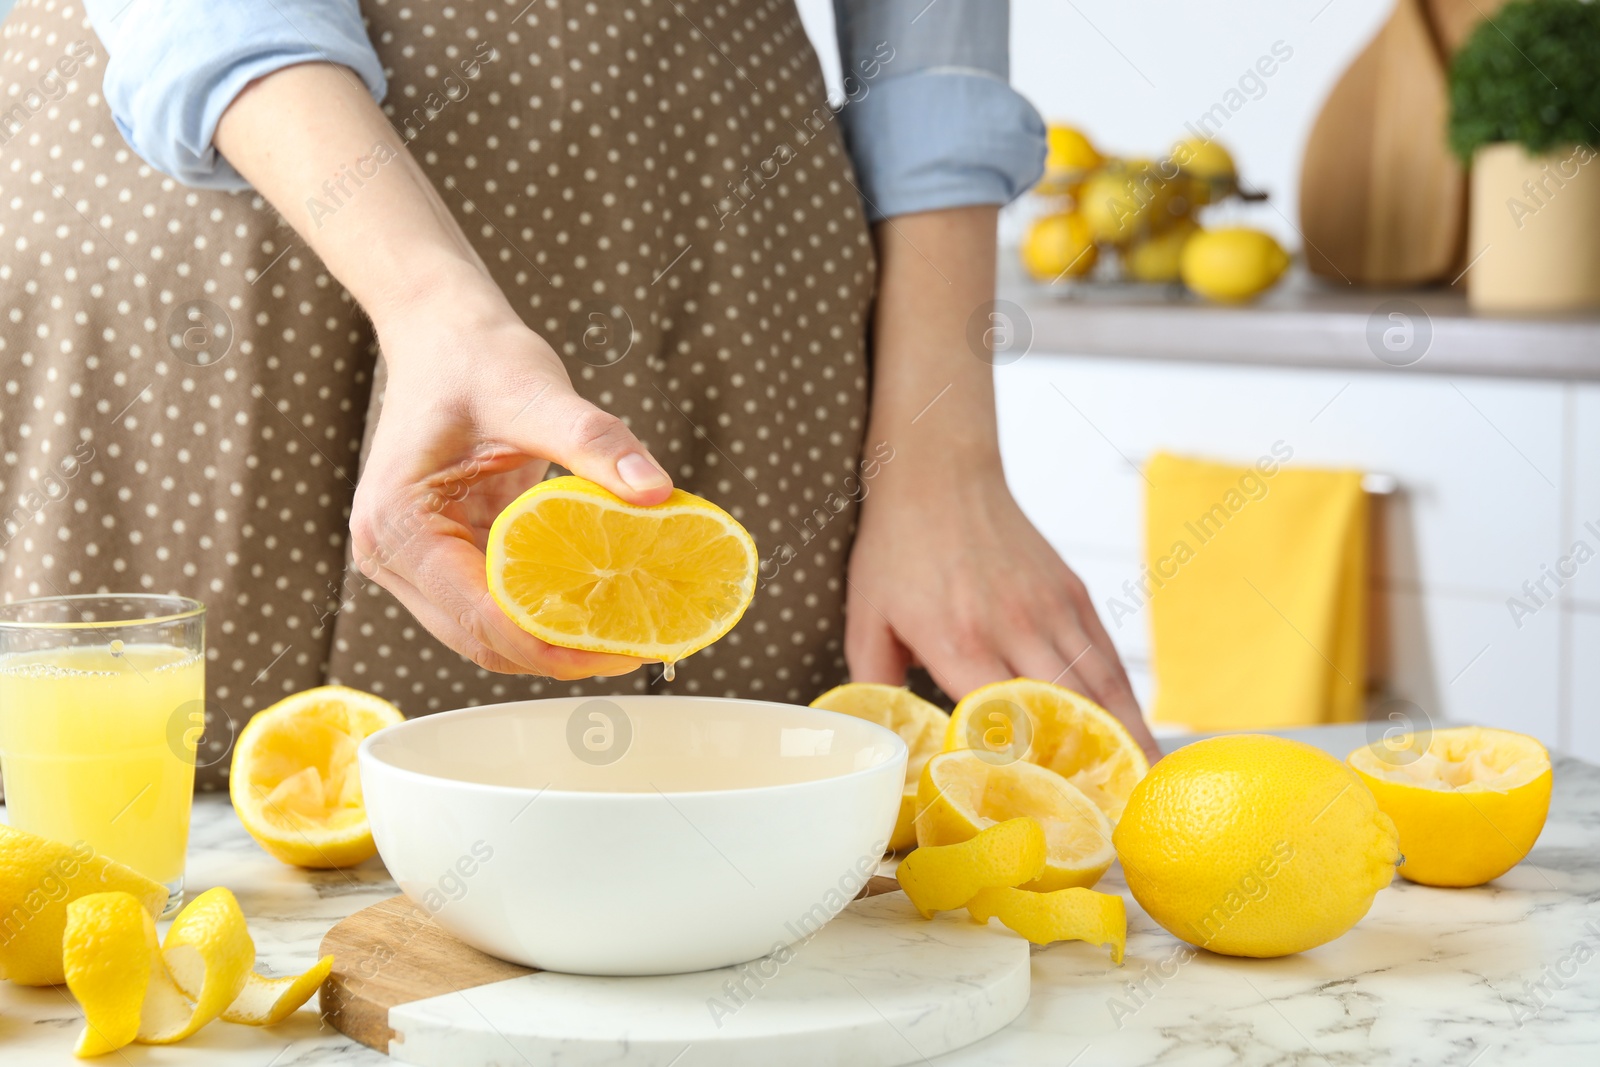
1002, 262, 1600, 381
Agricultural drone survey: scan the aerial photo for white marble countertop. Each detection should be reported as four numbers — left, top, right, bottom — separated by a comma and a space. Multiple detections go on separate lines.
5, 724, 1598, 1065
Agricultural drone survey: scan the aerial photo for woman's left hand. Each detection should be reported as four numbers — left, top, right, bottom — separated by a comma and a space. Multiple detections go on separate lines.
844, 205, 1159, 762
844, 453, 1160, 763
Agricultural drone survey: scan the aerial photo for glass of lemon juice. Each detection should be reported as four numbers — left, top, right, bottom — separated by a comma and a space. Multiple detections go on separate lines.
0, 595, 204, 916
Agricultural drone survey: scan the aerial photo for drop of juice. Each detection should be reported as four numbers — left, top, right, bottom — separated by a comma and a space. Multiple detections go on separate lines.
661, 660, 676, 683
109, 639, 125, 657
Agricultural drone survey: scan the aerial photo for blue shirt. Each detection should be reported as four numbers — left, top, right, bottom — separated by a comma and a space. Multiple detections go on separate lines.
82, 0, 1044, 222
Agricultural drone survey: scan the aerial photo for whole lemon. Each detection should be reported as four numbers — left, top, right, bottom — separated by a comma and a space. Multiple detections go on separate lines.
1180, 227, 1289, 302
0, 824, 168, 985
1113, 735, 1400, 958
1020, 213, 1098, 281
1348, 726, 1551, 888
1047, 125, 1104, 174
1079, 162, 1180, 246
1171, 137, 1237, 183
1170, 137, 1238, 205
1124, 218, 1199, 283
1037, 124, 1105, 195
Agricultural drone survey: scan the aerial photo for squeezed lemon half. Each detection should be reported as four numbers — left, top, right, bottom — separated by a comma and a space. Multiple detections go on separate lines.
944, 678, 1148, 823
230, 685, 404, 869
486, 475, 758, 666
1348, 725, 1551, 887
918, 750, 1116, 892
810, 682, 949, 851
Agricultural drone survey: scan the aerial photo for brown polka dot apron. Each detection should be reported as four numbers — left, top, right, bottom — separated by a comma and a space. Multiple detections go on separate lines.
0, 0, 875, 789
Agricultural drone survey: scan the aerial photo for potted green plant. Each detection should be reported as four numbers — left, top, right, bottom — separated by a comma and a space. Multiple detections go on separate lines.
1449, 0, 1600, 311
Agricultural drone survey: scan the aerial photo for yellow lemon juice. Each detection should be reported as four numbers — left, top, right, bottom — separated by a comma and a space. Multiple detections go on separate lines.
0, 643, 201, 887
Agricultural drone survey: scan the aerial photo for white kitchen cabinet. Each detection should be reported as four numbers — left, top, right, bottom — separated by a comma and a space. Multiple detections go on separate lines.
1571, 611, 1600, 760
1569, 384, 1600, 608
995, 348, 1593, 760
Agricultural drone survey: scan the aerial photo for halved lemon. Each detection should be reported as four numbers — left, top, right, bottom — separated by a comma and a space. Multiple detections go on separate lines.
918, 750, 1114, 892
945, 678, 1148, 822
1348, 725, 1552, 887
486, 475, 758, 665
810, 683, 949, 851
230, 686, 404, 869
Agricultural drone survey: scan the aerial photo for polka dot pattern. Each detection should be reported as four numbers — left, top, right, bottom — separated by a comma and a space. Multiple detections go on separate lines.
0, 0, 874, 789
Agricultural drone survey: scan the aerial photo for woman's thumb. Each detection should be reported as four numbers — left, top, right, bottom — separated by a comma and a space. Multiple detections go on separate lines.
511, 387, 673, 504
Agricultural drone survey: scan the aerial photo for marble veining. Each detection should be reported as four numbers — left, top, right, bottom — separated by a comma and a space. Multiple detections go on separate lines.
3, 738, 1598, 1065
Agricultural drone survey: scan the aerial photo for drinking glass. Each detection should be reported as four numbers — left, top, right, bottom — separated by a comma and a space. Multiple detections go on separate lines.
0, 594, 205, 917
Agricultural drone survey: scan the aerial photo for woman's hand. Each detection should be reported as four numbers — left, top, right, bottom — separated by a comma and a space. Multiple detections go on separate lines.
348, 277, 673, 678
845, 453, 1159, 761
849, 205, 1159, 761
215, 64, 671, 678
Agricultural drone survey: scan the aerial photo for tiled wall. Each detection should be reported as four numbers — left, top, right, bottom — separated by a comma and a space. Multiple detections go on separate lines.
995, 354, 1597, 761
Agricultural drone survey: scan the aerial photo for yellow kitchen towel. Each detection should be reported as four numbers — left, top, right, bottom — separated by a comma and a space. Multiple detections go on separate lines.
1140, 450, 1368, 729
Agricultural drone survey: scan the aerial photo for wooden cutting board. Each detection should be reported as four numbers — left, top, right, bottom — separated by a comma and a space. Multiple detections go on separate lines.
1423, 0, 1507, 55
318, 876, 1032, 1067
1299, 0, 1465, 285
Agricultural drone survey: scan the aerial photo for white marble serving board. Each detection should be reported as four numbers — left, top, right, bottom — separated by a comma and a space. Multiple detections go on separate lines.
385, 892, 1031, 1067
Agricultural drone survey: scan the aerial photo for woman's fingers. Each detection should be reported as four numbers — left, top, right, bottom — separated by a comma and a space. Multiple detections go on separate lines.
921, 643, 1012, 709
843, 583, 914, 685
494, 386, 673, 506
357, 509, 645, 680
1053, 584, 1159, 760
1061, 578, 1140, 703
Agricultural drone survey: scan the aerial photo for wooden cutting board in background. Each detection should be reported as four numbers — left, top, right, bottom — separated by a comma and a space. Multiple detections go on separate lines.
1299, 0, 1483, 285
1423, 0, 1508, 55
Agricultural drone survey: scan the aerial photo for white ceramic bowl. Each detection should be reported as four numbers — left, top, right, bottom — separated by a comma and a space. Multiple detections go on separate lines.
359, 695, 907, 976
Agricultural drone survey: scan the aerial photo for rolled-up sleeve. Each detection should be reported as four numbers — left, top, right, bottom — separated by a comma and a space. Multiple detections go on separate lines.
832, 0, 1046, 221
84, 0, 387, 191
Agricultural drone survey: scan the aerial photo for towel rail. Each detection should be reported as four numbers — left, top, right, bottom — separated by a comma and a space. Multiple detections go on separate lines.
1127, 457, 1399, 496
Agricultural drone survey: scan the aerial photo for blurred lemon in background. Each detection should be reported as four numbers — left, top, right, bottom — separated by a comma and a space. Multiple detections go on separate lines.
1124, 217, 1200, 283
1021, 212, 1098, 281
1180, 227, 1289, 302
1171, 137, 1238, 205
1038, 124, 1104, 195
1080, 161, 1180, 245
1348, 726, 1551, 887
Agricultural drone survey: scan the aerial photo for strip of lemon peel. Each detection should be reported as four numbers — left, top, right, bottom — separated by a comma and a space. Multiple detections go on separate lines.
63, 887, 333, 1058
896, 818, 1047, 918
967, 885, 1127, 963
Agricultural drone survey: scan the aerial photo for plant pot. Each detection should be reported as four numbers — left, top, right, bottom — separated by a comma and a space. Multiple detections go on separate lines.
1467, 142, 1600, 311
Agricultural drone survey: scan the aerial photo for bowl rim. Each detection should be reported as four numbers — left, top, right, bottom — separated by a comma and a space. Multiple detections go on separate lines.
358, 693, 910, 801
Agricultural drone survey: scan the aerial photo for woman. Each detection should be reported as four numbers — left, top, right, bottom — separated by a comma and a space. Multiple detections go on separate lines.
0, 0, 1156, 786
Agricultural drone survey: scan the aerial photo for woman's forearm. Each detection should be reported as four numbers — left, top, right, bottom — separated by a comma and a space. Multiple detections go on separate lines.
213, 61, 499, 325
210, 59, 673, 679
866, 206, 1004, 475
850, 205, 1151, 749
